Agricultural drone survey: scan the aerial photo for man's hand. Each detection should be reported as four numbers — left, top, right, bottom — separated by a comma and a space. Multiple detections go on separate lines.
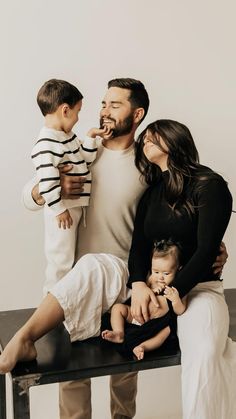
213, 242, 228, 275
131, 282, 159, 325
32, 184, 45, 206
59, 165, 86, 199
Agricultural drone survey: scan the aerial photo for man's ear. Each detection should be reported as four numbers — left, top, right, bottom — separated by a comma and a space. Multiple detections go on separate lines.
133, 108, 145, 124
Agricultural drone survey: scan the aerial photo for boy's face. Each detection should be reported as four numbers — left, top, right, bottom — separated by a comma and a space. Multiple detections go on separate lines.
63, 100, 82, 133
147, 255, 178, 292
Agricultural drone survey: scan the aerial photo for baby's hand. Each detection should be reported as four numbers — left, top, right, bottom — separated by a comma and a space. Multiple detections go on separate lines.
56, 209, 73, 229
87, 125, 112, 139
152, 283, 166, 295
164, 286, 180, 303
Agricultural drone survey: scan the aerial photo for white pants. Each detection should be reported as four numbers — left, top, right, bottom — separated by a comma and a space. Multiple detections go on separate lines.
52, 256, 236, 418
43, 206, 83, 296
51, 253, 130, 341
178, 281, 236, 419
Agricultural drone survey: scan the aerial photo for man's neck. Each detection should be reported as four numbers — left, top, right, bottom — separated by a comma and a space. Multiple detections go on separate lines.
103, 132, 135, 151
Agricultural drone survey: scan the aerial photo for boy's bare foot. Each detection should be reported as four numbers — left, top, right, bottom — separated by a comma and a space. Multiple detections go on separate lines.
101, 330, 124, 343
133, 345, 145, 360
0, 332, 37, 374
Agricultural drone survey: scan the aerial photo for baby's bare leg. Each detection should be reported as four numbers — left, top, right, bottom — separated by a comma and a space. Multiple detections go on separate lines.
102, 303, 131, 343
0, 293, 64, 373
133, 326, 171, 360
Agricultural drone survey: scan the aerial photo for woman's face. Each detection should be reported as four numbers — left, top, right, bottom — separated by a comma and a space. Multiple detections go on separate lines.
143, 130, 168, 171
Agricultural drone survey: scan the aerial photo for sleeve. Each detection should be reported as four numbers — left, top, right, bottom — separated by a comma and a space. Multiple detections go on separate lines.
22, 176, 43, 211
127, 187, 154, 288
31, 141, 66, 215
172, 178, 233, 297
79, 136, 98, 165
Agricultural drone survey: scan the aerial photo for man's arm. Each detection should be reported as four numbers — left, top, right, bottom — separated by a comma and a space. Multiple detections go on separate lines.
22, 176, 44, 211
213, 242, 228, 274
22, 166, 86, 211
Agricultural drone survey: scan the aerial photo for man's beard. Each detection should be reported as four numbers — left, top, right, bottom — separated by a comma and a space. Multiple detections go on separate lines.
100, 113, 134, 138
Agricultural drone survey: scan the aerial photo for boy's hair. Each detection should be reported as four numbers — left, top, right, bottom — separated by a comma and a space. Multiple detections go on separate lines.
37, 79, 83, 116
152, 239, 182, 266
107, 78, 149, 123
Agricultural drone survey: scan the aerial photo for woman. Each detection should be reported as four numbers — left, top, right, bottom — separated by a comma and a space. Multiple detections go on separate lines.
0, 120, 234, 418
128, 119, 235, 419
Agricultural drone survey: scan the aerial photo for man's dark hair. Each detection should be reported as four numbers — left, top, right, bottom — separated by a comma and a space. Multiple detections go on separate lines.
108, 78, 149, 123
37, 79, 83, 116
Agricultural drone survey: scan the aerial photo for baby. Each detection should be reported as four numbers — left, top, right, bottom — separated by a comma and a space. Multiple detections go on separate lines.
102, 239, 187, 360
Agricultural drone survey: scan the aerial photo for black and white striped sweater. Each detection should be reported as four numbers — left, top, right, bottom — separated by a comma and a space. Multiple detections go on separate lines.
31, 127, 97, 215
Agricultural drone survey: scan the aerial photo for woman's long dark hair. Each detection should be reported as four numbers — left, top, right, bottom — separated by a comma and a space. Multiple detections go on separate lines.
135, 119, 220, 215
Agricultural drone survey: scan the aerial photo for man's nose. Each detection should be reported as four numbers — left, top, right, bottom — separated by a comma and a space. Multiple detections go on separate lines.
100, 107, 110, 118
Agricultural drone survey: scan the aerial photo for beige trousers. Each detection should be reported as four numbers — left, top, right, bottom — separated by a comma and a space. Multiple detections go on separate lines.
59, 373, 138, 419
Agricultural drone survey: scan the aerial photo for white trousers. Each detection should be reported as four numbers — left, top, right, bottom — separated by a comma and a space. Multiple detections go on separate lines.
43, 206, 83, 296
51, 253, 130, 341
178, 281, 236, 419
51, 254, 236, 418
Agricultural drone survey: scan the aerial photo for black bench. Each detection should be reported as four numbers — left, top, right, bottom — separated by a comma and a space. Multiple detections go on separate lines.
0, 288, 236, 419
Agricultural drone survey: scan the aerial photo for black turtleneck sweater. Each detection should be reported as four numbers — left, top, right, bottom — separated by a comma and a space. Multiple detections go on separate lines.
127, 169, 232, 298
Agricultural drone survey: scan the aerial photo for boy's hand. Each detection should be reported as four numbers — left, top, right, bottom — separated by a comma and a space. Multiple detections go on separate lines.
87, 125, 113, 140
164, 286, 180, 303
56, 209, 73, 229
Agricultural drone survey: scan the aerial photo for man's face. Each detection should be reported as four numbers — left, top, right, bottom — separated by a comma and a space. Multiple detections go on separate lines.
100, 87, 135, 138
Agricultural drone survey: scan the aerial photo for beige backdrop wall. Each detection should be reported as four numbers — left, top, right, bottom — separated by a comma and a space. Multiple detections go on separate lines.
1, 1, 235, 418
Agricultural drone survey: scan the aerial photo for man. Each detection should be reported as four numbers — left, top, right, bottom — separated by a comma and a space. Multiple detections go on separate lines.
23, 78, 149, 419
23, 78, 227, 419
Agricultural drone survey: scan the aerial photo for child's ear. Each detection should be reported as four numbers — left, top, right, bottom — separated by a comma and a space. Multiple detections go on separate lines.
61, 104, 69, 117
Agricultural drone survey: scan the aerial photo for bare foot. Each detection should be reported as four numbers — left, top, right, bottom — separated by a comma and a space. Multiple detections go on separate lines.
0, 332, 37, 374
101, 330, 124, 343
133, 345, 145, 360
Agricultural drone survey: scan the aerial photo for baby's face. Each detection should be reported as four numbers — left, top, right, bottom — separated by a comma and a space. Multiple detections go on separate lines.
147, 255, 178, 292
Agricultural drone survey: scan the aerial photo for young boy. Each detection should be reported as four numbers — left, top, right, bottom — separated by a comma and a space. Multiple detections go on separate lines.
31, 79, 107, 294
102, 239, 187, 360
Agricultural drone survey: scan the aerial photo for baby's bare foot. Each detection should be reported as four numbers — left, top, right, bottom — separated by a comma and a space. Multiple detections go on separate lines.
101, 330, 124, 343
0, 332, 37, 374
133, 345, 145, 360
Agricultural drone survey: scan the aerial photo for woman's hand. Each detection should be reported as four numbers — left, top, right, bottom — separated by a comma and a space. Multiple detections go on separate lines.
213, 241, 228, 275
131, 282, 158, 324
